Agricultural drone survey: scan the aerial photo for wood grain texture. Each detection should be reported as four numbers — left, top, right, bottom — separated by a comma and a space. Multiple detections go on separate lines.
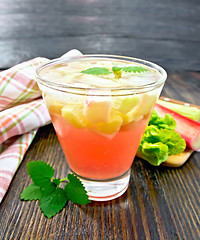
0, 71, 199, 240
0, 0, 200, 70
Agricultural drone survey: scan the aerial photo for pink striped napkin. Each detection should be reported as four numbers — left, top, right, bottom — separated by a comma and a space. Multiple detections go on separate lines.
0, 57, 51, 203
0, 50, 83, 203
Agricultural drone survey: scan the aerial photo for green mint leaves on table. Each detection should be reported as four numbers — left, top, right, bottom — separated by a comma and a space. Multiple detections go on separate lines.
138, 111, 186, 166
81, 65, 149, 77
20, 161, 90, 218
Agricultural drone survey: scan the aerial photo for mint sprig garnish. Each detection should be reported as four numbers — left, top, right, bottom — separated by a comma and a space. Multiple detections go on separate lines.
81, 65, 149, 78
20, 161, 91, 218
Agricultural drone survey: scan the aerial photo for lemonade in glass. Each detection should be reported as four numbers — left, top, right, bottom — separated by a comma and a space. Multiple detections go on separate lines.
36, 55, 167, 201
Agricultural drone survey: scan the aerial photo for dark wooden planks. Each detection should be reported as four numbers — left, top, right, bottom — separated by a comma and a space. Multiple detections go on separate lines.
1, 37, 200, 71
0, 71, 199, 240
0, 0, 200, 70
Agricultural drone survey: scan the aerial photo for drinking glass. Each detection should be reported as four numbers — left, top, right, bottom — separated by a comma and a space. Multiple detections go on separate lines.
36, 55, 167, 201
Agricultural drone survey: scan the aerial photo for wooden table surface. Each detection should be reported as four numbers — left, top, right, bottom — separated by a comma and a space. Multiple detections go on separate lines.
0, 71, 199, 240
0, 0, 200, 239
0, 0, 200, 71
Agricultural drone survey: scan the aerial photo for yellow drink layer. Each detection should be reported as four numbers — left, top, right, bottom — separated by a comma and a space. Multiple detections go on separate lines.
40, 59, 161, 88
38, 59, 163, 137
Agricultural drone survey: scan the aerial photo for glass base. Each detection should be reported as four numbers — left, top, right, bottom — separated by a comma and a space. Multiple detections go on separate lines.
69, 169, 131, 201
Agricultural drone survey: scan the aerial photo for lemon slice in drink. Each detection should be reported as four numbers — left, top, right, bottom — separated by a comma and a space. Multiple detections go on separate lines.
138, 93, 157, 115
45, 96, 64, 115
83, 98, 112, 123
61, 104, 86, 128
118, 93, 157, 125
118, 96, 139, 114
120, 110, 142, 125
113, 96, 140, 124
97, 112, 123, 134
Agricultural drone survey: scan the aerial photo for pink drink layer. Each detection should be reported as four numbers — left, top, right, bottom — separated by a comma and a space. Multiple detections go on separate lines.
51, 113, 150, 179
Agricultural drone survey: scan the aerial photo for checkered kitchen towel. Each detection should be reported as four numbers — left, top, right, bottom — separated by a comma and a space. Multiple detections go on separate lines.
0, 50, 83, 203
0, 57, 51, 202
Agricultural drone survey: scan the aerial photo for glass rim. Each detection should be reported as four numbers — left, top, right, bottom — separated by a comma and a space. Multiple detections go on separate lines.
35, 54, 167, 94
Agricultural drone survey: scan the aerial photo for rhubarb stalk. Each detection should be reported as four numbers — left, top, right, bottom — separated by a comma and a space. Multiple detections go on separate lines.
155, 104, 200, 152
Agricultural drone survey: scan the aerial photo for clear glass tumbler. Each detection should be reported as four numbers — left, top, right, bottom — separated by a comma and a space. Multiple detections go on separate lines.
36, 55, 167, 201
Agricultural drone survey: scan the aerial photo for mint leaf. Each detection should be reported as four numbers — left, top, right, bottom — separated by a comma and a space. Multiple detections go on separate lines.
64, 174, 91, 205
81, 67, 111, 75
41, 182, 58, 195
39, 187, 67, 218
20, 183, 42, 201
53, 178, 60, 186
27, 161, 54, 188
122, 66, 148, 73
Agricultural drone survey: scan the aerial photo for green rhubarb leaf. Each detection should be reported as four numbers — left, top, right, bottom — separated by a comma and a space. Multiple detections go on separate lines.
140, 142, 169, 166
81, 67, 111, 75
64, 174, 91, 205
138, 110, 186, 166
159, 129, 186, 155
27, 161, 54, 188
20, 183, 42, 201
148, 111, 176, 130
140, 126, 161, 144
